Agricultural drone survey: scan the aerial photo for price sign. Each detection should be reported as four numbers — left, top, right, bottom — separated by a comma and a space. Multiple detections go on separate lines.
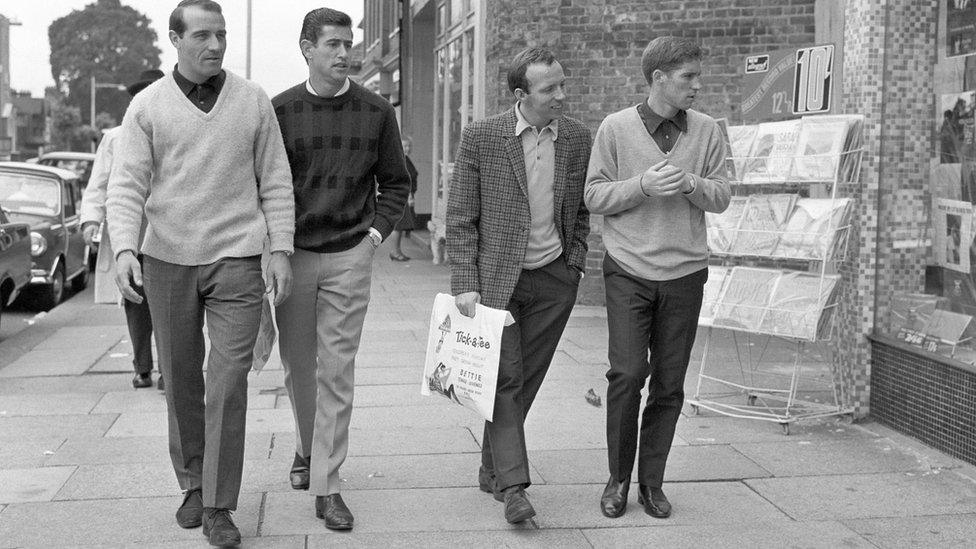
741, 44, 836, 122
896, 327, 927, 347
792, 45, 833, 115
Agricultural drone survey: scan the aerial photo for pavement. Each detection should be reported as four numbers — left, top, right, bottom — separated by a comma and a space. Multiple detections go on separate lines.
2, 231, 976, 548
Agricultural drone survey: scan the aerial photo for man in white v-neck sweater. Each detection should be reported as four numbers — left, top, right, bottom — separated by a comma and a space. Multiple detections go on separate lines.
106, 2, 294, 546
585, 36, 731, 522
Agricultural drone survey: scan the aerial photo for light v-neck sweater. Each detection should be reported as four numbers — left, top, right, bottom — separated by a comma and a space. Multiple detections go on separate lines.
107, 70, 295, 265
584, 106, 731, 281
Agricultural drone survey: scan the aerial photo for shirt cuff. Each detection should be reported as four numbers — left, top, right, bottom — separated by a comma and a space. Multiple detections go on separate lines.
682, 175, 697, 195
368, 227, 382, 242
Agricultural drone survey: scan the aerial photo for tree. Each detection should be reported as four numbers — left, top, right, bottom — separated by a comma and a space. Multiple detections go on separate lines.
48, 0, 161, 129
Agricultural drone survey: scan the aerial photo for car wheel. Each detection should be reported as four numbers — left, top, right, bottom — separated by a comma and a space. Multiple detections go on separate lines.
36, 263, 65, 311
72, 263, 89, 292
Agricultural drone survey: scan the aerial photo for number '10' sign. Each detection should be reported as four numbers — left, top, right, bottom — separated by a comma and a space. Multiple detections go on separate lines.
792, 45, 833, 115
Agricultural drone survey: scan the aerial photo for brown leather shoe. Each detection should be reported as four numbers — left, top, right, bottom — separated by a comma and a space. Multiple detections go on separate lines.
290, 453, 310, 490
478, 466, 503, 502
315, 494, 353, 530
175, 488, 203, 528
600, 477, 629, 518
502, 486, 536, 523
637, 485, 672, 518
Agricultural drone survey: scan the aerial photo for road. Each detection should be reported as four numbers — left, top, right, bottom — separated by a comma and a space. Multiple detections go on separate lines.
0, 277, 91, 341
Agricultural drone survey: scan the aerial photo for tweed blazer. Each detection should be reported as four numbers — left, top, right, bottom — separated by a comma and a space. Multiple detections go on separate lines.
447, 107, 592, 309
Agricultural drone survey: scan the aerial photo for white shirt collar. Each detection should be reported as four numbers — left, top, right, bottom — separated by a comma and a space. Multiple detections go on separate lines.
514, 102, 559, 139
306, 77, 351, 97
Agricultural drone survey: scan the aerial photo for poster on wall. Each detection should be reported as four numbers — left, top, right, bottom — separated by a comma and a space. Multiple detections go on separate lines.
933, 198, 974, 273
939, 91, 976, 163
947, 0, 976, 58
741, 44, 835, 123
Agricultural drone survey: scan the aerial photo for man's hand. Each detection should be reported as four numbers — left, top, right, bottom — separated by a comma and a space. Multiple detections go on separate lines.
82, 222, 99, 247
407, 193, 415, 207
266, 251, 293, 306
455, 291, 481, 318
639, 159, 690, 198
115, 251, 143, 304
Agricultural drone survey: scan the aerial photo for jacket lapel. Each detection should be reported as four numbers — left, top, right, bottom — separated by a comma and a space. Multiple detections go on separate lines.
503, 109, 529, 197
553, 122, 568, 234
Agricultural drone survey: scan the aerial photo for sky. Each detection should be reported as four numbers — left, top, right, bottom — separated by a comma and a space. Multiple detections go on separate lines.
5, 0, 365, 98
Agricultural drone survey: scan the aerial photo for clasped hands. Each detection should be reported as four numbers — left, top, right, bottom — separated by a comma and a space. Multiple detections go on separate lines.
639, 159, 694, 197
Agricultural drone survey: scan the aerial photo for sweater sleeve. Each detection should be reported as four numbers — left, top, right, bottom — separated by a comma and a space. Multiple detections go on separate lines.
371, 108, 411, 238
445, 124, 481, 296
253, 93, 296, 254
80, 129, 116, 226
584, 117, 648, 215
683, 123, 732, 214
106, 102, 153, 258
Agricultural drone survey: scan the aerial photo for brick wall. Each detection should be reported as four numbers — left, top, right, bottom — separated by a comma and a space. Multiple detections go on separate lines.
484, 0, 818, 303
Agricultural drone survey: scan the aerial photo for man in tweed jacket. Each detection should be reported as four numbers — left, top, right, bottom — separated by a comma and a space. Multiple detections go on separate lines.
446, 47, 591, 524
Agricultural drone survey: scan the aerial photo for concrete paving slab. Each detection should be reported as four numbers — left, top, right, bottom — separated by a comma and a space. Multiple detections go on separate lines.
357, 351, 427, 369
0, 372, 134, 394
105, 408, 295, 437
91, 387, 276, 414
581, 520, 872, 548
353, 384, 454, 408
529, 482, 788, 528
532, 376, 608, 401
676, 413, 867, 444
0, 438, 64, 468
360, 330, 425, 352
0, 392, 100, 415
560, 327, 609, 350
357, 366, 422, 386
31, 326, 125, 351
86, 341, 141, 373
306, 529, 591, 548
844, 513, 976, 548
529, 445, 771, 485
0, 466, 75, 503
47, 433, 274, 465
350, 404, 484, 431
732, 437, 927, 477
0, 348, 105, 377
269, 426, 481, 460
0, 414, 117, 441
0, 493, 261, 546
54, 462, 180, 500
746, 470, 976, 521
261, 487, 536, 535
77, 536, 308, 549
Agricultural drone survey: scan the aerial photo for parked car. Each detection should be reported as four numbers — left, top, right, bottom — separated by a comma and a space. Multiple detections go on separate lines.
0, 162, 90, 310
36, 151, 96, 189
0, 203, 31, 330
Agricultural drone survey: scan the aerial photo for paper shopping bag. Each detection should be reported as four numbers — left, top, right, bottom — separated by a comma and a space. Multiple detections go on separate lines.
421, 293, 513, 421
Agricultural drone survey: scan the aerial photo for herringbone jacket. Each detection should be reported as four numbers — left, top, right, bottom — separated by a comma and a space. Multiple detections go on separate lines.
447, 108, 592, 309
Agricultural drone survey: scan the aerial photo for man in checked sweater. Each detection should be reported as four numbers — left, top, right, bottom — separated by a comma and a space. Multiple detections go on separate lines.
271, 7, 409, 531
107, 1, 294, 546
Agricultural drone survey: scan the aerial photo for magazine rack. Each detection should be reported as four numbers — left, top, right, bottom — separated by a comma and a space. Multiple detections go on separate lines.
688, 115, 863, 434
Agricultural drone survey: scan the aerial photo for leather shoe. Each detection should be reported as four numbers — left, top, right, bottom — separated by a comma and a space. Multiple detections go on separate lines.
202, 507, 241, 547
315, 494, 353, 530
132, 373, 152, 389
637, 485, 672, 518
175, 488, 203, 528
290, 453, 310, 490
502, 485, 535, 523
157, 375, 165, 392
600, 476, 630, 518
478, 466, 503, 502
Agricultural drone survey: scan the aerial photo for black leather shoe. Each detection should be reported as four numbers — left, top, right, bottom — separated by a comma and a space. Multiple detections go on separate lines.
315, 494, 353, 530
502, 486, 536, 523
175, 488, 203, 528
637, 485, 672, 518
290, 453, 310, 490
132, 373, 152, 389
600, 476, 630, 518
202, 507, 241, 547
478, 466, 502, 502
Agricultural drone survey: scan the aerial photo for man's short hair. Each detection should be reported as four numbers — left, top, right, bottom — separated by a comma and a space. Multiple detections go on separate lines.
507, 48, 558, 94
169, 0, 223, 37
640, 37, 703, 85
300, 7, 353, 45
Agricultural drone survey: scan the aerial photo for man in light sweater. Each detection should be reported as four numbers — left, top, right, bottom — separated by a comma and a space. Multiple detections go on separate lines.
271, 7, 409, 531
107, 1, 294, 546
584, 36, 730, 520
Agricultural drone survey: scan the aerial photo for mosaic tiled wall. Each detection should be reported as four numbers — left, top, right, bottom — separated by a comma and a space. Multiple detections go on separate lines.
839, 1, 937, 416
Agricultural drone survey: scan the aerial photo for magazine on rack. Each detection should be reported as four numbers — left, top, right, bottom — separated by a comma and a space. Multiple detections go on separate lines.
774, 198, 853, 260
699, 265, 731, 326
706, 195, 748, 253
933, 198, 974, 273
793, 115, 861, 182
729, 193, 798, 256
758, 272, 840, 340
742, 119, 800, 183
713, 267, 780, 331
727, 124, 758, 181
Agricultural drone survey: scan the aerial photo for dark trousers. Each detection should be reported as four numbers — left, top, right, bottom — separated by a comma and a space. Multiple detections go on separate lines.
142, 255, 264, 510
603, 254, 705, 487
124, 254, 154, 375
483, 256, 579, 491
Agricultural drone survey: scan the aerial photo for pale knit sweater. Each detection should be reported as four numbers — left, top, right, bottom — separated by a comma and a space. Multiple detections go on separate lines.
584, 106, 731, 281
107, 71, 294, 265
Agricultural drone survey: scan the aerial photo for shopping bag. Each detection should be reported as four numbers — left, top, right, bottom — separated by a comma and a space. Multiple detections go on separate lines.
421, 293, 513, 421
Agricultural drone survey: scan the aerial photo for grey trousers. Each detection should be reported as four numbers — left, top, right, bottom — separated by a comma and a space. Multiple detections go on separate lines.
275, 240, 374, 495
142, 255, 264, 510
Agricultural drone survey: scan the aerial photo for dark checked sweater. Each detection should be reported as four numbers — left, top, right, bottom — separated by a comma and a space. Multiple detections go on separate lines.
272, 80, 410, 252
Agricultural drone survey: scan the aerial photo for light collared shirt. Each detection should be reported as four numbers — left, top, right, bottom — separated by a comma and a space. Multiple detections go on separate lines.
306, 77, 383, 245
515, 102, 563, 269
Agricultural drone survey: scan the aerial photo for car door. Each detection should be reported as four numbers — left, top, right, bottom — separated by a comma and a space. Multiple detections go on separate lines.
60, 177, 85, 277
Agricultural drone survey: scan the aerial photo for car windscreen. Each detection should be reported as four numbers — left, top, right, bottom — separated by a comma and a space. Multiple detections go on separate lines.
0, 173, 61, 216
38, 158, 92, 181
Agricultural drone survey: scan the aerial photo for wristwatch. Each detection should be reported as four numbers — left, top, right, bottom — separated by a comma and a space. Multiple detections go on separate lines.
367, 231, 382, 248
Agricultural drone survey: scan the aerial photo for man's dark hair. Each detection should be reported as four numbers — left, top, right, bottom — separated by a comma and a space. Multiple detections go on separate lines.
169, 0, 223, 37
507, 48, 558, 94
641, 36, 703, 85
300, 7, 353, 45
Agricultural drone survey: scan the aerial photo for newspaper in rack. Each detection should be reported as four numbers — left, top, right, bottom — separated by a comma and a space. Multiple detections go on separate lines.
759, 272, 840, 340
706, 195, 748, 253
699, 266, 731, 326
713, 267, 780, 331
742, 119, 800, 183
729, 193, 798, 256
727, 124, 758, 181
774, 197, 853, 260
793, 115, 858, 182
